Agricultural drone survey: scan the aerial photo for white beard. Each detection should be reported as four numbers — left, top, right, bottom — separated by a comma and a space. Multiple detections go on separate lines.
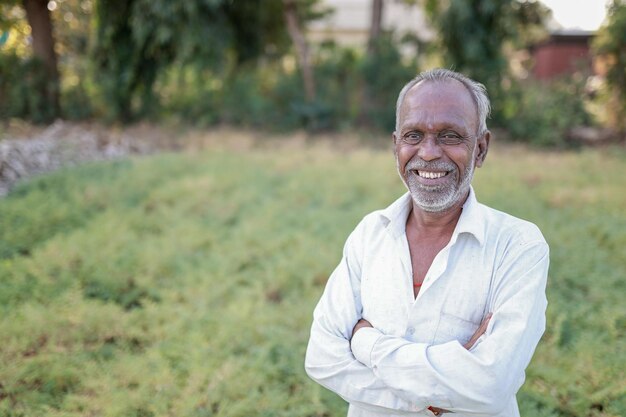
397, 152, 475, 213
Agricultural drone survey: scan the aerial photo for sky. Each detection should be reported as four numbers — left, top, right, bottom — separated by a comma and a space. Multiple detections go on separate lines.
540, 0, 612, 31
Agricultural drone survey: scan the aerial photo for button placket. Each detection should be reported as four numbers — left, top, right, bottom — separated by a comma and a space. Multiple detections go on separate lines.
416, 245, 451, 302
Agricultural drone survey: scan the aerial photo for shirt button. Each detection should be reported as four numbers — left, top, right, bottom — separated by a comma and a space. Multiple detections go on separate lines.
406, 327, 415, 336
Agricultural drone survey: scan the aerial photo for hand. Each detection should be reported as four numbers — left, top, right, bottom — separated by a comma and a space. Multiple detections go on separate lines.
427, 406, 447, 415
463, 313, 493, 350
351, 318, 373, 339
354, 314, 491, 415
427, 314, 493, 414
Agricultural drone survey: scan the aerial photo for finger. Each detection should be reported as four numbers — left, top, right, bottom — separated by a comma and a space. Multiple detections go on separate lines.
428, 406, 442, 415
474, 314, 492, 339
464, 333, 480, 350
478, 313, 493, 333
464, 313, 493, 350
428, 406, 450, 415
351, 319, 373, 338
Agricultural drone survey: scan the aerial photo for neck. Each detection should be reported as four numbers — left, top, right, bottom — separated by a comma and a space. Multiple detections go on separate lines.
408, 192, 468, 237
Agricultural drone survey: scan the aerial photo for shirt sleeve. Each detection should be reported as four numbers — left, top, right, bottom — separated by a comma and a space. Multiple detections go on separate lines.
304, 221, 424, 414
350, 240, 549, 415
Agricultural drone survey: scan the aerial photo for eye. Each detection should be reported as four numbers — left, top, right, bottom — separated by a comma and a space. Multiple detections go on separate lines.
403, 132, 423, 144
438, 132, 464, 145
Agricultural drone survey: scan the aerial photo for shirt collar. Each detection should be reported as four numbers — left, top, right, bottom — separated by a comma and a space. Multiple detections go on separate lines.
378, 186, 486, 246
455, 186, 486, 246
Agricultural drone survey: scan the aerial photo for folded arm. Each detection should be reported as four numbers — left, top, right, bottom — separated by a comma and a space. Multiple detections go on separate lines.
352, 314, 493, 416
349, 241, 549, 414
305, 226, 423, 414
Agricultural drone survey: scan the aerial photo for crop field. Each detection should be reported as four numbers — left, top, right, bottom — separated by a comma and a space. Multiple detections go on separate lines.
0, 134, 625, 417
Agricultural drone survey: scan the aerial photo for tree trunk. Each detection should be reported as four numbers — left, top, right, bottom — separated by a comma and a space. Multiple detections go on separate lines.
361, 0, 384, 126
283, 0, 315, 102
368, 0, 384, 56
22, 0, 60, 118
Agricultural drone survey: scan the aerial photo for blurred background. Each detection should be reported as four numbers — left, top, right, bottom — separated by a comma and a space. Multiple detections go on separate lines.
0, 0, 624, 142
0, 1, 625, 417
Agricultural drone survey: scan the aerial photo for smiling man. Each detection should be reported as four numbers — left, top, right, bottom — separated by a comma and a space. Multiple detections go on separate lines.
305, 69, 549, 417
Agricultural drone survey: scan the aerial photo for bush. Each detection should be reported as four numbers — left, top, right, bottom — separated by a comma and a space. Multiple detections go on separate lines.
157, 38, 418, 133
155, 67, 221, 126
500, 77, 593, 147
220, 69, 276, 128
592, 0, 626, 132
359, 36, 418, 131
61, 83, 94, 120
276, 38, 417, 132
0, 53, 57, 123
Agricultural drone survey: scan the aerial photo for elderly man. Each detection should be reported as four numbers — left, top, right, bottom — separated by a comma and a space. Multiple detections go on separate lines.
305, 68, 549, 417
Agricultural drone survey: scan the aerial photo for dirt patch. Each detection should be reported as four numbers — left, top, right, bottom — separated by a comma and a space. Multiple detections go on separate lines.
0, 120, 389, 196
0, 121, 174, 196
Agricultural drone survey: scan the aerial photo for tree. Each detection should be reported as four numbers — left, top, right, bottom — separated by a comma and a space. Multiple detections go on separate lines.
0, 0, 61, 122
92, 0, 297, 122
92, 0, 170, 121
422, 0, 549, 122
23, 0, 60, 118
593, 0, 626, 132
368, 0, 383, 56
283, 0, 316, 102
223, 1, 290, 68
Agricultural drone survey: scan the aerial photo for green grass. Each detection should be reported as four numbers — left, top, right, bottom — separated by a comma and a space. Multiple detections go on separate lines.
0, 138, 625, 417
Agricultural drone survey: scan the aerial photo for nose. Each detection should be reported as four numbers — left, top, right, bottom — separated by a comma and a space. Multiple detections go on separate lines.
417, 135, 443, 161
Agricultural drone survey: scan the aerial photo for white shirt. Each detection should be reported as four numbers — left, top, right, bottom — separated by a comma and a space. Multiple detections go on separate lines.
305, 188, 549, 417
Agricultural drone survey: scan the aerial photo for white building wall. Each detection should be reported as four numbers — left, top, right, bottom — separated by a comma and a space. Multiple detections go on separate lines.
309, 0, 434, 47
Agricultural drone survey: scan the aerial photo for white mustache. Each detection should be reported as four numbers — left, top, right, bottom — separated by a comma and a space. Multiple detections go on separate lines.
406, 159, 456, 172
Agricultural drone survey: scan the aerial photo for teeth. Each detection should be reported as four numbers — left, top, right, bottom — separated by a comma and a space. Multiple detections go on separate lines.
417, 170, 447, 179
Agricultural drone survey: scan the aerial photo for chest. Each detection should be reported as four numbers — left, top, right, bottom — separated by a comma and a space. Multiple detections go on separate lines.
407, 237, 449, 285
360, 233, 496, 345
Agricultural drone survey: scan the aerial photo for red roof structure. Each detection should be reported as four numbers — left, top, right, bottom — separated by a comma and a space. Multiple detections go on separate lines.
531, 30, 595, 80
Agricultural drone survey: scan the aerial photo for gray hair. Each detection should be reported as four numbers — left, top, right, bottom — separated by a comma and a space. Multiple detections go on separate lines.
395, 68, 491, 135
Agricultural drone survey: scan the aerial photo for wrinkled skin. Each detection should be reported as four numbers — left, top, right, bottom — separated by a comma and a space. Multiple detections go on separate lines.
393, 79, 490, 214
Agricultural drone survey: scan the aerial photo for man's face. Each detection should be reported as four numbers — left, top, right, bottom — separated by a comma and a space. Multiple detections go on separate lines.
393, 80, 489, 213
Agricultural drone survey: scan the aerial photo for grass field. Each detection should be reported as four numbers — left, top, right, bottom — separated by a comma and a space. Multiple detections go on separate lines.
0, 133, 625, 417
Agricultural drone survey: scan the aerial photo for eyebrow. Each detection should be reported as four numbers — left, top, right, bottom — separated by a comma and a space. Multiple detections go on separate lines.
400, 123, 467, 134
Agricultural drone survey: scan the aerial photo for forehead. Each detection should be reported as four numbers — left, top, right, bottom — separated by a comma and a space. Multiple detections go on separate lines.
399, 79, 478, 132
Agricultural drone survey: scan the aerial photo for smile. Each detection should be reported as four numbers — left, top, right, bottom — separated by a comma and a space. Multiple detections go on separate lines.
415, 170, 449, 179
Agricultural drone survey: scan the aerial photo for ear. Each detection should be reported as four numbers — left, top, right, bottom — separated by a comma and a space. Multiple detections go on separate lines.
474, 130, 490, 168
392, 131, 400, 157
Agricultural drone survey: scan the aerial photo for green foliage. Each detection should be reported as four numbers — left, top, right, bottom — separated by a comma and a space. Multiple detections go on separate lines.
52, 0, 92, 57
221, 1, 292, 66
60, 83, 94, 120
304, 44, 361, 130
438, 0, 508, 87
91, 0, 296, 122
0, 139, 625, 416
92, 0, 160, 121
360, 36, 419, 131
0, 52, 58, 123
0, 2, 23, 40
0, 0, 605, 144
502, 77, 593, 147
0, 0, 94, 122
219, 69, 280, 128
424, 0, 550, 123
159, 39, 417, 132
592, 0, 626, 131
